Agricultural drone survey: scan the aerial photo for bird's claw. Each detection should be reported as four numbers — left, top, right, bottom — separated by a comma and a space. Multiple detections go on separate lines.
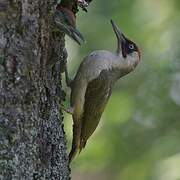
60, 105, 74, 115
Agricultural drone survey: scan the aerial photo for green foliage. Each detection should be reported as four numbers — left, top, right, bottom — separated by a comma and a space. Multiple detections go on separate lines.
64, 0, 180, 179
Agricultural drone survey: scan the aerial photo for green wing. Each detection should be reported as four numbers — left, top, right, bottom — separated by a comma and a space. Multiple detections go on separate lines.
80, 70, 116, 150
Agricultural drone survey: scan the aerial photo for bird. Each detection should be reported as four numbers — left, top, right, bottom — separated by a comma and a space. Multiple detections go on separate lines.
63, 20, 141, 162
54, 0, 85, 45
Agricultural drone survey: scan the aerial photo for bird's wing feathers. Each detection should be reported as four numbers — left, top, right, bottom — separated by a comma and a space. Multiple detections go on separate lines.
80, 69, 116, 150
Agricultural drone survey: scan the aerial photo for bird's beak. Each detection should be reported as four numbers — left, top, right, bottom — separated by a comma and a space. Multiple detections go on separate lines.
54, 11, 85, 45
110, 19, 126, 44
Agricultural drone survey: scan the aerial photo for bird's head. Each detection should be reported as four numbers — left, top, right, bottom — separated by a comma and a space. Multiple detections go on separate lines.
110, 20, 141, 62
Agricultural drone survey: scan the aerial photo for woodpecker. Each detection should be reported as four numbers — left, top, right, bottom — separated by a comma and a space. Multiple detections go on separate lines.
54, 0, 86, 45
63, 20, 141, 162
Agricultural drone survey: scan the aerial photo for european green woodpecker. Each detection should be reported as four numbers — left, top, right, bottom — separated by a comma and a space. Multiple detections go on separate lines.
64, 20, 141, 162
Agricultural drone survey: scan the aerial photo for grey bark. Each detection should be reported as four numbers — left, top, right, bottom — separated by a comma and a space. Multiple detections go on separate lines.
0, 0, 70, 179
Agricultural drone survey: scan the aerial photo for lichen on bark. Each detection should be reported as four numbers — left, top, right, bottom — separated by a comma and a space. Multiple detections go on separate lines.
0, 0, 70, 179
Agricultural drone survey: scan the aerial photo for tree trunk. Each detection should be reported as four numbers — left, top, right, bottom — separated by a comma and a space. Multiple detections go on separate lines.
0, 1, 70, 179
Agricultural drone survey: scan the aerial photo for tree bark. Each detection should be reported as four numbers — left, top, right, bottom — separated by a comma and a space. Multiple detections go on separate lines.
0, 0, 70, 179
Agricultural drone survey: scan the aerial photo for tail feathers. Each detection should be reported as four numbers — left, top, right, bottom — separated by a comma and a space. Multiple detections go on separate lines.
69, 139, 87, 163
69, 143, 79, 163
79, 139, 87, 153
69, 123, 81, 163
69, 137, 88, 163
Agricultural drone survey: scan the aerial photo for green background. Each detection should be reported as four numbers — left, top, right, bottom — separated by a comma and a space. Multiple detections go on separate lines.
63, 0, 180, 179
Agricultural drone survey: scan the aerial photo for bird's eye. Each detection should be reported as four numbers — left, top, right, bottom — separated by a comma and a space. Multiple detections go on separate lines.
129, 44, 134, 49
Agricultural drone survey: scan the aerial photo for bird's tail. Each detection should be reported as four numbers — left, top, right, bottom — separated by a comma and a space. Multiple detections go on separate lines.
69, 123, 81, 163
79, 139, 87, 153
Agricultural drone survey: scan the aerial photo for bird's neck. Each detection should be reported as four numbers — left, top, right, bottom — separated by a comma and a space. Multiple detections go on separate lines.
112, 52, 139, 74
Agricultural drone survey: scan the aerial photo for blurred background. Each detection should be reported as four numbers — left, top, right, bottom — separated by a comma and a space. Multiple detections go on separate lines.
63, 0, 180, 179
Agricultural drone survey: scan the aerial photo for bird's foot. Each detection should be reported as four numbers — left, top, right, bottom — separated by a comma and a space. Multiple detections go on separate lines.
60, 105, 74, 115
